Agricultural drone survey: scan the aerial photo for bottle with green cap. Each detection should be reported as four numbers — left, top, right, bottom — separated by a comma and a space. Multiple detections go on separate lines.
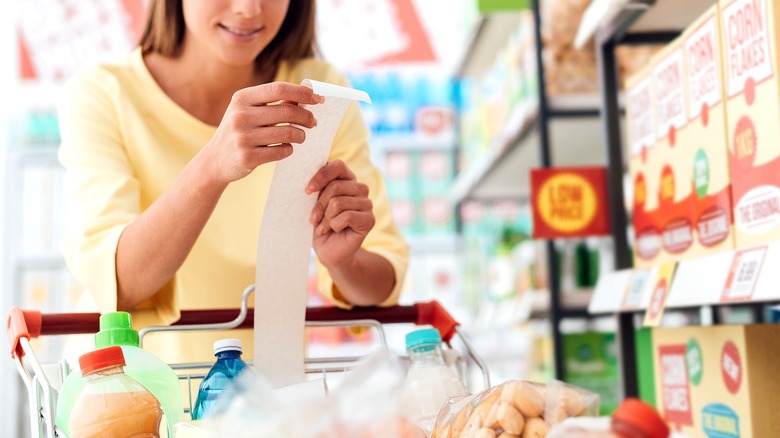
55, 312, 184, 437
400, 327, 469, 435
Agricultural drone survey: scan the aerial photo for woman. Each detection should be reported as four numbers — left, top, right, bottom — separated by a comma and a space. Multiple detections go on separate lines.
58, 0, 409, 363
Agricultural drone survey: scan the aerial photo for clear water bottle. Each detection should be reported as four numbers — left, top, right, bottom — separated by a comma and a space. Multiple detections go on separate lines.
191, 338, 249, 420
401, 328, 469, 435
69, 346, 162, 437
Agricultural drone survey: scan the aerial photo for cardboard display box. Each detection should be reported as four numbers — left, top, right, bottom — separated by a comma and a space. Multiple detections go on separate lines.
652, 324, 780, 437
651, 39, 697, 263
720, 0, 780, 247
627, 4, 736, 266
627, 36, 699, 267
682, 5, 734, 256
626, 62, 665, 268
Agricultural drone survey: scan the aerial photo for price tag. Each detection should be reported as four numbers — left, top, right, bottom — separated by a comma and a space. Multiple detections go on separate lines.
722, 246, 767, 302
622, 270, 649, 309
644, 263, 677, 327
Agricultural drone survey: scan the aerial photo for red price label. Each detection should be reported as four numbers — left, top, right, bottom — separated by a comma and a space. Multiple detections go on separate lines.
722, 246, 766, 302
648, 279, 668, 320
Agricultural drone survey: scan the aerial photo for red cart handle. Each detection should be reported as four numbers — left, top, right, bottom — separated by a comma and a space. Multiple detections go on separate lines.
6, 300, 460, 358
414, 301, 460, 343
7, 307, 42, 359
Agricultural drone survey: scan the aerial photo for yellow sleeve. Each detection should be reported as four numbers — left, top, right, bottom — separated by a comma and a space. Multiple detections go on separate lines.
316, 76, 410, 309
57, 67, 140, 314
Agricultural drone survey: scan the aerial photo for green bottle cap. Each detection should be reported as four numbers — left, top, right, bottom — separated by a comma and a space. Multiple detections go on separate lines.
94, 312, 139, 348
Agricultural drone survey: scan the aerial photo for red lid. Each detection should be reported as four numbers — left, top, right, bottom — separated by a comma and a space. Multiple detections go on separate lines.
612, 398, 670, 438
78, 346, 126, 376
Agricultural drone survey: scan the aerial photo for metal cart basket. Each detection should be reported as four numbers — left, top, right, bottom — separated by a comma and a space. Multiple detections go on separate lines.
7, 285, 490, 438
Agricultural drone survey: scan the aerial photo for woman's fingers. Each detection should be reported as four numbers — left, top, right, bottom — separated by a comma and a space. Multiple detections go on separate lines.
310, 179, 369, 222
306, 160, 355, 194
248, 144, 294, 165
228, 104, 316, 131
245, 125, 307, 146
317, 209, 376, 235
235, 82, 324, 106
251, 104, 317, 129
315, 196, 374, 234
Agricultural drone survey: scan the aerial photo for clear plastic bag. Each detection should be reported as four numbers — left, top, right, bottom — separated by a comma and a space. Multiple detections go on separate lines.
183, 350, 426, 438
432, 379, 599, 438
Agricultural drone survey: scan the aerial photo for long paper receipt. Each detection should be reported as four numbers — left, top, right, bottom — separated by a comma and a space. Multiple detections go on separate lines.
254, 79, 370, 388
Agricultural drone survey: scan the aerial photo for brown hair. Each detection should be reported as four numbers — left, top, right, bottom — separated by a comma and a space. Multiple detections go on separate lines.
139, 0, 316, 72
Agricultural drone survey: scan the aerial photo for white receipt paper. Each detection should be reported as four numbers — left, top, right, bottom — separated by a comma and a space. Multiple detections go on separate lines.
254, 79, 370, 388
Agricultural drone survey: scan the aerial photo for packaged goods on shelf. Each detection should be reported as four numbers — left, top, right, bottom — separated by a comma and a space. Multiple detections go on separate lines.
626, 62, 665, 267
544, 0, 662, 93
541, 0, 598, 96
561, 332, 620, 415
719, 0, 780, 248
649, 40, 694, 263
652, 324, 780, 437
457, 12, 537, 172
626, 5, 734, 267
681, 5, 734, 257
616, 45, 664, 90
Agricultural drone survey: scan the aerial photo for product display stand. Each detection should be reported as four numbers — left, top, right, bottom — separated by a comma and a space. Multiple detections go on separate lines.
585, 0, 779, 399
453, 0, 604, 381
593, 2, 677, 399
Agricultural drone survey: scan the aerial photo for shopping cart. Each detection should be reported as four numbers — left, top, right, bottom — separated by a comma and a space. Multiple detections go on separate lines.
7, 285, 490, 438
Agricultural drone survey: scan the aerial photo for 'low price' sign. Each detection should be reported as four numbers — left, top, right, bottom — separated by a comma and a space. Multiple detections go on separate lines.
530, 167, 611, 238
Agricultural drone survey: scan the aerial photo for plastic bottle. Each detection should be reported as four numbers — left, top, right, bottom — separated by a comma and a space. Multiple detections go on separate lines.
191, 338, 249, 420
56, 312, 184, 437
69, 346, 162, 437
401, 328, 469, 435
547, 398, 670, 438
611, 398, 670, 438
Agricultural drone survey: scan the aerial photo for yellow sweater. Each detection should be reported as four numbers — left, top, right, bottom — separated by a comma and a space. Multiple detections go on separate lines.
57, 48, 408, 363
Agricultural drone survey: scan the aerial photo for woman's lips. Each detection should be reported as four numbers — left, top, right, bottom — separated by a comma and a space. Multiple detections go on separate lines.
219, 24, 263, 40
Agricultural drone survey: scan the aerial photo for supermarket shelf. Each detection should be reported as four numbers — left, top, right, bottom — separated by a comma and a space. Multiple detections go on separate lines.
451, 98, 539, 202
372, 131, 456, 152
14, 147, 60, 166
455, 12, 525, 78
407, 235, 461, 255
576, 0, 718, 48
589, 268, 651, 314
667, 244, 780, 310
574, 0, 640, 48
451, 96, 607, 203
589, 242, 780, 315
523, 289, 595, 320
16, 255, 67, 271
629, 0, 717, 33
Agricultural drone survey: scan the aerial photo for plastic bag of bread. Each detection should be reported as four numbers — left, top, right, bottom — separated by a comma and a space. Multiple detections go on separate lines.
432, 379, 599, 438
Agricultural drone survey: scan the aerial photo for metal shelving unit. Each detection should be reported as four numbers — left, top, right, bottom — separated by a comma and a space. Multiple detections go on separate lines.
584, 0, 777, 398
452, 0, 607, 381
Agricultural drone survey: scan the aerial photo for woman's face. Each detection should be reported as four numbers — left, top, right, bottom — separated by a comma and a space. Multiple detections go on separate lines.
181, 0, 291, 67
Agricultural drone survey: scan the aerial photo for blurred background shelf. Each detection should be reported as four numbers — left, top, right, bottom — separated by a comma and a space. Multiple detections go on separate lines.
451, 97, 606, 203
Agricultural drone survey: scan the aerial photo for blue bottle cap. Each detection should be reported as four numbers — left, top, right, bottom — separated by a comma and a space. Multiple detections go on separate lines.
406, 328, 441, 351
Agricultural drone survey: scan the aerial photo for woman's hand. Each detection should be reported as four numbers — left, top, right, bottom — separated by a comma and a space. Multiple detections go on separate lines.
307, 160, 376, 269
203, 82, 323, 185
